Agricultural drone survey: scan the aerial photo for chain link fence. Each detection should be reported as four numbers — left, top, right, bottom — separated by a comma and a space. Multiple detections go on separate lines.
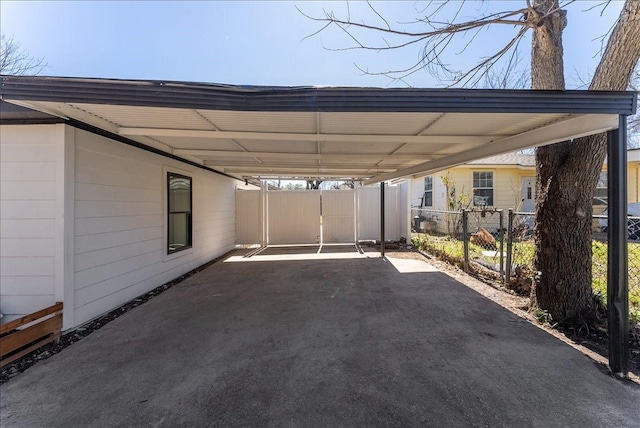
411, 208, 505, 281
411, 209, 465, 269
412, 208, 640, 323
505, 211, 640, 323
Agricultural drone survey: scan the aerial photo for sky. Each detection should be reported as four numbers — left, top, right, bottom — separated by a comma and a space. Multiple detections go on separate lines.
0, 1, 626, 88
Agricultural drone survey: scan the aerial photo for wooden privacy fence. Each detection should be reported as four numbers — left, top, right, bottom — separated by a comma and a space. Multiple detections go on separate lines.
0, 302, 63, 368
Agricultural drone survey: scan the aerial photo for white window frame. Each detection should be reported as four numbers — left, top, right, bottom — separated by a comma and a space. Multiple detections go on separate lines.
472, 171, 494, 207
423, 176, 433, 207
594, 171, 607, 205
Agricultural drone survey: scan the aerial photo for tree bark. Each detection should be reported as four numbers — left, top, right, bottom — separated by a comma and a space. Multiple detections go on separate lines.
531, 0, 640, 321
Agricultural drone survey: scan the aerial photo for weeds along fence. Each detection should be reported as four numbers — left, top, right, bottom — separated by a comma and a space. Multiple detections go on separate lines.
411, 208, 505, 280
412, 207, 640, 323
506, 211, 640, 323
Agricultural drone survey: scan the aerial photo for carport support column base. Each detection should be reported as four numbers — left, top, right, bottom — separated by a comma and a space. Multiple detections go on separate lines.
607, 115, 629, 378
381, 182, 385, 257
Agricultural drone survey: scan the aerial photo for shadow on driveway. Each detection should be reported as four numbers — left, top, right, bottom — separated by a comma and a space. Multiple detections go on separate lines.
1, 248, 639, 427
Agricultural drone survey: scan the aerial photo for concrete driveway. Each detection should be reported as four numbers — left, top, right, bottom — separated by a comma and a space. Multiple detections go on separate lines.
1, 247, 639, 427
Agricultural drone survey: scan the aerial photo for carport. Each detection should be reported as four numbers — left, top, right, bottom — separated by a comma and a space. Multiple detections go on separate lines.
0, 76, 636, 375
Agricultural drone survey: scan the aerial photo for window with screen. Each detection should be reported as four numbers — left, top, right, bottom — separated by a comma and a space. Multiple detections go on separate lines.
424, 176, 433, 207
593, 171, 607, 205
472, 171, 494, 206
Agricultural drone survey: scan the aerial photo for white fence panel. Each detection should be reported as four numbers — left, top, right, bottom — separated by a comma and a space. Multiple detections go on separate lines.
268, 190, 320, 245
399, 181, 410, 240
322, 190, 356, 244
357, 186, 400, 241
235, 189, 261, 245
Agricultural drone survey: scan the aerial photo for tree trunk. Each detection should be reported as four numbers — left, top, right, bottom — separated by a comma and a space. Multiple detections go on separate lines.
531, 0, 640, 321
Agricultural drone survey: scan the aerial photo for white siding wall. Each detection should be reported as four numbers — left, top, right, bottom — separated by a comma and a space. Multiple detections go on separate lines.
410, 175, 447, 210
0, 124, 67, 323
72, 129, 236, 327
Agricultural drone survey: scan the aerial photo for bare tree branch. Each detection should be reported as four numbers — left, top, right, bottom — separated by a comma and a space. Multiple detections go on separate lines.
0, 34, 46, 76
366, 1, 390, 30
299, 2, 537, 87
299, 0, 584, 87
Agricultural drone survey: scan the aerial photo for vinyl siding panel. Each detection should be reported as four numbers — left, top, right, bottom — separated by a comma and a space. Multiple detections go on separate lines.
629, 164, 639, 203
357, 186, 400, 241
410, 175, 446, 210
0, 219, 56, 238
0, 124, 62, 321
323, 190, 356, 244
75, 214, 161, 236
267, 190, 321, 245
0, 295, 56, 323
1, 238, 55, 256
445, 168, 530, 211
72, 129, 236, 326
235, 190, 262, 245
1, 276, 57, 295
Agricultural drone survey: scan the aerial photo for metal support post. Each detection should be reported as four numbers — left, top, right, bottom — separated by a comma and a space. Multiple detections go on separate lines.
607, 115, 629, 378
380, 182, 386, 257
499, 209, 504, 282
261, 180, 267, 247
462, 209, 469, 272
505, 209, 514, 286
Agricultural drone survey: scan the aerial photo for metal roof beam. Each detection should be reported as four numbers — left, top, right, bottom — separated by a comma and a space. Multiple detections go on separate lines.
363, 113, 618, 185
119, 127, 497, 144
175, 149, 434, 161
222, 166, 391, 174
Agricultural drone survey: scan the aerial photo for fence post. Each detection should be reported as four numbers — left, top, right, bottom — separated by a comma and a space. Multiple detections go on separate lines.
499, 209, 504, 282
505, 209, 514, 286
462, 209, 469, 272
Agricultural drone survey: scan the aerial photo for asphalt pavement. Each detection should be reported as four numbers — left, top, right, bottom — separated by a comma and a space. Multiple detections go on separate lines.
1, 247, 639, 427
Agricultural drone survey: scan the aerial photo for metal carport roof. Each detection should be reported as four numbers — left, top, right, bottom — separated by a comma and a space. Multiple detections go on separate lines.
0, 76, 635, 184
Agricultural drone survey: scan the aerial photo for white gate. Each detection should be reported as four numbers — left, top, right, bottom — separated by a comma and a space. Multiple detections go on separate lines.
268, 190, 320, 245
235, 186, 401, 246
322, 190, 356, 244
357, 186, 400, 241
235, 189, 262, 245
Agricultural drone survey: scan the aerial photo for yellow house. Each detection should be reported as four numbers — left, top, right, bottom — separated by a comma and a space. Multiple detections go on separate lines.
411, 148, 640, 213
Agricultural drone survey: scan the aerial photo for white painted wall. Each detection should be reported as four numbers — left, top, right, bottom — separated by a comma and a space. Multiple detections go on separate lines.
0, 124, 68, 324
72, 129, 236, 327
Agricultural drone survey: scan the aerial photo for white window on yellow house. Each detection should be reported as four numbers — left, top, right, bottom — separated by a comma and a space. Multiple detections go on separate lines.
593, 171, 607, 205
424, 176, 433, 207
473, 171, 493, 206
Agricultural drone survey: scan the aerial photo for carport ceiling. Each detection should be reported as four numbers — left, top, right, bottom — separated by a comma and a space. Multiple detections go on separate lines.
1, 76, 636, 184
